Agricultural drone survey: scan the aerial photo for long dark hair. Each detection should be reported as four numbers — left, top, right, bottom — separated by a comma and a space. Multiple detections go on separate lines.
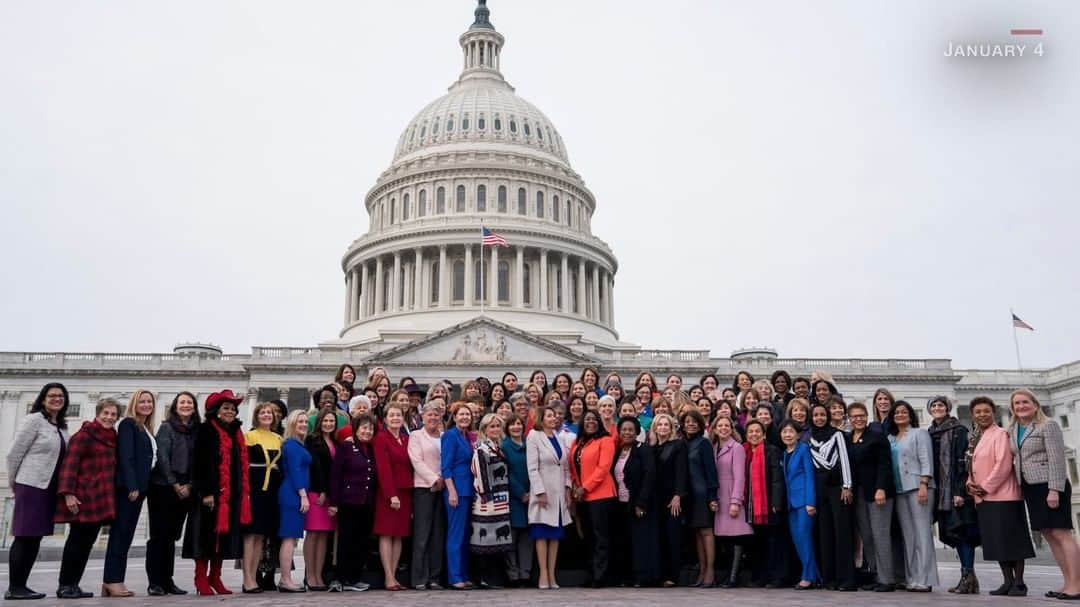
31, 382, 69, 429
574, 410, 608, 452
887, 400, 920, 435
167, 391, 202, 425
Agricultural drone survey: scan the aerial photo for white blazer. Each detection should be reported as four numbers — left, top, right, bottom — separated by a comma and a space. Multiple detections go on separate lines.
525, 429, 573, 528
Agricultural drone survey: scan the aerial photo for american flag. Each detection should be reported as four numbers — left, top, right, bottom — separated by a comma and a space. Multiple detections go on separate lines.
1012, 313, 1034, 331
481, 226, 508, 247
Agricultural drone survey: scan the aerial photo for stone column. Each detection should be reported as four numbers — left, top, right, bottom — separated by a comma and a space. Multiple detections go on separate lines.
343, 271, 352, 325
402, 262, 412, 311
599, 269, 608, 325
591, 264, 600, 321
374, 256, 384, 314
438, 245, 448, 307
489, 245, 499, 307
607, 273, 615, 326
360, 262, 369, 317
538, 249, 548, 311
414, 248, 424, 310
577, 257, 586, 316
515, 246, 524, 307
464, 244, 474, 306
560, 253, 570, 313
391, 252, 402, 312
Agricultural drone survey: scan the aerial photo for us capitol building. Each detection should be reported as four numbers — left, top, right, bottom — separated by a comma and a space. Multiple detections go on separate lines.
2, 1, 1079, 538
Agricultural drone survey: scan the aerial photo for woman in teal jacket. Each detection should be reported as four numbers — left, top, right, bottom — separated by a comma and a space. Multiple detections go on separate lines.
501, 415, 532, 586
779, 420, 819, 589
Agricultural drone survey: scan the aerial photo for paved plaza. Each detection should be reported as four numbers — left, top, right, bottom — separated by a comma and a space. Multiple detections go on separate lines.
1, 559, 1068, 606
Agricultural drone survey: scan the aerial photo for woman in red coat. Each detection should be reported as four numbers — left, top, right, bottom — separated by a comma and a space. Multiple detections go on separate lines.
54, 398, 121, 599
373, 401, 414, 590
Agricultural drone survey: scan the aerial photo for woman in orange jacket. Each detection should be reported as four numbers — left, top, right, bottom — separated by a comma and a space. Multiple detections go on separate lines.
570, 410, 616, 587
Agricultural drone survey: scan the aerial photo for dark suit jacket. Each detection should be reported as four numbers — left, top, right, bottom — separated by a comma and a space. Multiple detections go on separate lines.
115, 417, 153, 493
849, 428, 895, 502
613, 441, 655, 512
652, 439, 688, 504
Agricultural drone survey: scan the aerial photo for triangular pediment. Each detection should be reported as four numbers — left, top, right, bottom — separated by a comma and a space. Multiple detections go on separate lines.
365, 317, 597, 367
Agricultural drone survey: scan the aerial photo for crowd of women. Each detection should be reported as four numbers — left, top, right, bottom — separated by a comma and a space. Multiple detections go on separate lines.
6, 366, 1080, 600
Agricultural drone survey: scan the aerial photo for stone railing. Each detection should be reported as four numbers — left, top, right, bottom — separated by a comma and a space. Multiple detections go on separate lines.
606, 350, 712, 363
0, 352, 249, 366
718, 358, 953, 372
250, 347, 373, 361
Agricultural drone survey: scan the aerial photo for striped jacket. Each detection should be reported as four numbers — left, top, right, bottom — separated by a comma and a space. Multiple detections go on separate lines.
1008, 419, 1068, 492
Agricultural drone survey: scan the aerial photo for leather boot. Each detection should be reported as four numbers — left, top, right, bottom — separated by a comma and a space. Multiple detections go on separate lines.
193, 560, 213, 596
947, 571, 964, 593
719, 546, 743, 588
208, 559, 233, 595
967, 570, 980, 594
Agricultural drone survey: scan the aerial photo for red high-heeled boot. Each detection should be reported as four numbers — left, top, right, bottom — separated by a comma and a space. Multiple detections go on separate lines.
208, 559, 233, 595
193, 559, 214, 596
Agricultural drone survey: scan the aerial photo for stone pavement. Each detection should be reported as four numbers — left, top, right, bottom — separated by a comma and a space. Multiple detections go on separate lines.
1, 559, 1067, 605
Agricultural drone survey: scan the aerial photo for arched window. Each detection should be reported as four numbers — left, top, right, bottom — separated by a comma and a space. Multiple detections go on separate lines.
456, 185, 466, 212
452, 261, 465, 302
436, 187, 446, 214
462, 114, 470, 131
535, 191, 545, 218
446, 117, 454, 132
494, 114, 502, 131
430, 261, 439, 304
418, 189, 427, 217
517, 188, 526, 215
497, 186, 507, 213
478, 114, 486, 130
409, 127, 416, 143
524, 122, 531, 137
477, 185, 486, 212
402, 193, 410, 221
509, 119, 518, 134
382, 268, 392, 312
497, 261, 509, 303
389, 198, 396, 224
523, 264, 531, 305
566, 199, 572, 226
552, 195, 560, 222
432, 118, 440, 135
537, 125, 544, 140
420, 124, 427, 138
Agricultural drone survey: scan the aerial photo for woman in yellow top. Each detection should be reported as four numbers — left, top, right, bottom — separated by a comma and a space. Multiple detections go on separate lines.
242, 403, 284, 593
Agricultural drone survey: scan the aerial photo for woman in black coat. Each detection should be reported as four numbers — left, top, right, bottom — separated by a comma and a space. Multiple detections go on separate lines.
649, 413, 688, 587
610, 416, 658, 587
183, 390, 252, 596
927, 396, 981, 594
742, 420, 787, 587
848, 401, 897, 591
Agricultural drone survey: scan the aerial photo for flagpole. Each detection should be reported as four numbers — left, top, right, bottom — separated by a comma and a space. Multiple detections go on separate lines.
479, 225, 485, 318
1011, 308, 1023, 370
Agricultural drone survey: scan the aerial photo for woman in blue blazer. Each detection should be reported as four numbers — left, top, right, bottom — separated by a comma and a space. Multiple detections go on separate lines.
276, 411, 312, 592
103, 390, 157, 597
779, 420, 819, 589
441, 404, 476, 589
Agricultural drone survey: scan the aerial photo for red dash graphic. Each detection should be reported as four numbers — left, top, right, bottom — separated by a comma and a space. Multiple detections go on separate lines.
1011, 29, 1043, 35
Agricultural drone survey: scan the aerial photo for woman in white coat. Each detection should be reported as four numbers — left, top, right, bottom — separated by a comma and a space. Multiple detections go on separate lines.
526, 405, 573, 589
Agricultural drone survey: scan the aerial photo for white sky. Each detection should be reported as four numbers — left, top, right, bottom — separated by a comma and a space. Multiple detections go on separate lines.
1, 1, 1077, 369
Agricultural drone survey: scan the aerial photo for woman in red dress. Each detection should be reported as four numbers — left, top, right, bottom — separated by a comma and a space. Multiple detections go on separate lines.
372, 401, 414, 590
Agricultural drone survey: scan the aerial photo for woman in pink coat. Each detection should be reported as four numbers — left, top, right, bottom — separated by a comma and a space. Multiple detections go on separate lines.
711, 416, 752, 587
966, 397, 1034, 596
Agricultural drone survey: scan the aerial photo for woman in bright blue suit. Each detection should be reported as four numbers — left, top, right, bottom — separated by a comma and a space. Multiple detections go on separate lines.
779, 419, 819, 589
441, 403, 476, 589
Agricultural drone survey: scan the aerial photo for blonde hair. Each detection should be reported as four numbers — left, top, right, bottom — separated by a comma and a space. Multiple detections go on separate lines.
1008, 388, 1047, 426
786, 397, 810, 420
283, 410, 308, 441
478, 413, 503, 437
671, 390, 694, 416
648, 413, 678, 445
751, 379, 774, 400
125, 389, 157, 431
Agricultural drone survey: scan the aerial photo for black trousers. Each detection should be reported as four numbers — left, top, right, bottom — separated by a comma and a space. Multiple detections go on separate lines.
146, 484, 192, 586
749, 522, 787, 584
815, 483, 855, 587
58, 523, 103, 587
610, 501, 659, 585
104, 492, 145, 583
658, 508, 683, 583
579, 498, 615, 584
336, 504, 374, 585
8, 536, 43, 590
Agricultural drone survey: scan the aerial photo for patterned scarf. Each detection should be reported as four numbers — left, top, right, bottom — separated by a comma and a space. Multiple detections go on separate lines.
745, 441, 769, 525
212, 419, 252, 533
929, 417, 960, 510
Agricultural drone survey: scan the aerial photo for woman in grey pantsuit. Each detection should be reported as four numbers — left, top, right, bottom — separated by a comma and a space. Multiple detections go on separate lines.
887, 401, 939, 592
847, 402, 897, 592
407, 403, 446, 590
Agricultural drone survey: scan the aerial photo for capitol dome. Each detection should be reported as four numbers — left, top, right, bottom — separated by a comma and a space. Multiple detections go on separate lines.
337, 0, 620, 348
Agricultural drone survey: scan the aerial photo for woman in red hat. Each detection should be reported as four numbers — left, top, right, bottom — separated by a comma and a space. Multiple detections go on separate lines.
182, 389, 252, 596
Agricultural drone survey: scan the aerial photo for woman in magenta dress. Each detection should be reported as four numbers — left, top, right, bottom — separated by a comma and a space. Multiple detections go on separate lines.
373, 401, 413, 590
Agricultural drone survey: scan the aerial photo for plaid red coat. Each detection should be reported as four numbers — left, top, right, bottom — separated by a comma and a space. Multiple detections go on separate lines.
55, 420, 117, 524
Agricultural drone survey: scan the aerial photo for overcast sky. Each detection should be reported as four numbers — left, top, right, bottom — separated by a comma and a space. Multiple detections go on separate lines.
2, 1, 1077, 369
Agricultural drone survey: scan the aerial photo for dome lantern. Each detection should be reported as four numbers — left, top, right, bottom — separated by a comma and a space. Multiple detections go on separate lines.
454, 1, 508, 90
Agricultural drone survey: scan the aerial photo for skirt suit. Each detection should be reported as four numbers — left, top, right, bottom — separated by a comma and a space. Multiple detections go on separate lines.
373, 429, 413, 537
